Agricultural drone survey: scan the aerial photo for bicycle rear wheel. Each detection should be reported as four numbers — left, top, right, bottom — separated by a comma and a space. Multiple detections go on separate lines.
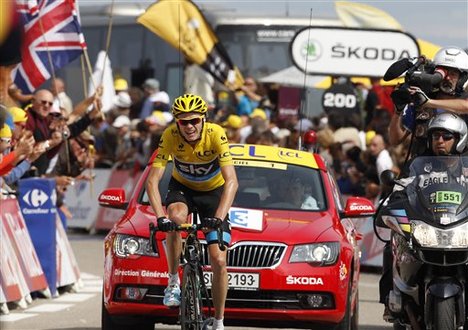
180, 265, 203, 330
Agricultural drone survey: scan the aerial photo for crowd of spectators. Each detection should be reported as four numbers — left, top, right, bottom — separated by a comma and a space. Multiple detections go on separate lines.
1, 73, 408, 220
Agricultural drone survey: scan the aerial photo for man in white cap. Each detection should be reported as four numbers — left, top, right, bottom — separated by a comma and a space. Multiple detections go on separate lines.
139, 78, 170, 120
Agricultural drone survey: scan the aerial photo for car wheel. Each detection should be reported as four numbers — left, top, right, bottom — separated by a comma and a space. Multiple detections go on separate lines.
335, 278, 354, 330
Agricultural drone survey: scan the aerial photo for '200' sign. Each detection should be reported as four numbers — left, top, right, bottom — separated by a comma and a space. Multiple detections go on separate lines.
322, 83, 359, 113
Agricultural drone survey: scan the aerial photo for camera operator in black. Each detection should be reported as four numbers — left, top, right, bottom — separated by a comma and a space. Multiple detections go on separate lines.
388, 46, 468, 158
380, 46, 468, 322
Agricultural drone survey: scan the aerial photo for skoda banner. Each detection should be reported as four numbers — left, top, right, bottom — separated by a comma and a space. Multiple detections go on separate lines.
290, 27, 420, 77
18, 178, 58, 296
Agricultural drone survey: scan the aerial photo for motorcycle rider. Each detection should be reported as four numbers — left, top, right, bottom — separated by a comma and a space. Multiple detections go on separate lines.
380, 112, 468, 321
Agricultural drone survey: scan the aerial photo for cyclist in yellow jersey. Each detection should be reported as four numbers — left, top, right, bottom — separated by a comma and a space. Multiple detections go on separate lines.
147, 94, 238, 330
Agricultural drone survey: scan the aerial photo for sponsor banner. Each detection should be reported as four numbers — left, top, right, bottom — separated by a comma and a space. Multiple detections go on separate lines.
18, 178, 58, 296
95, 169, 142, 230
56, 215, 81, 288
352, 217, 386, 267
291, 27, 419, 77
65, 169, 112, 230
0, 214, 29, 303
1, 199, 48, 293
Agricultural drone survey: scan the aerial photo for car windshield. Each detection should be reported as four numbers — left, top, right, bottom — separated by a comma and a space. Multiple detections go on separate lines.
140, 162, 327, 211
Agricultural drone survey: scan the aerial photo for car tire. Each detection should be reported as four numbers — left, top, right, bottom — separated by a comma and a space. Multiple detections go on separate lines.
101, 295, 154, 330
335, 278, 354, 330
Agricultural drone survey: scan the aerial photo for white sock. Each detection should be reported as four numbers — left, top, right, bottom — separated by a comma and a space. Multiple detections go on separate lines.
212, 318, 224, 330
168, 273, 180, 286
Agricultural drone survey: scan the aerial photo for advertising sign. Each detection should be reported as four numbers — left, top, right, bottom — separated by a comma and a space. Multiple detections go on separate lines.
290, 27, 420, 77
18, 178, 58, 296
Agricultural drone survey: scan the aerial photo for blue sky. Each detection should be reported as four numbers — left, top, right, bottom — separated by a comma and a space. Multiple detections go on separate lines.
201, 0, 468, 48
80, 0, 468, 48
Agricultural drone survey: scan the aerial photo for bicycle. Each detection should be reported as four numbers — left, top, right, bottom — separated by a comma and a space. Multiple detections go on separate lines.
149, 216, 226, 330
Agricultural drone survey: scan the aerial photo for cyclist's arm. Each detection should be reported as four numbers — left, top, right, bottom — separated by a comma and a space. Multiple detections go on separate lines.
214, 164, 238, 220
146, 166, 167, 218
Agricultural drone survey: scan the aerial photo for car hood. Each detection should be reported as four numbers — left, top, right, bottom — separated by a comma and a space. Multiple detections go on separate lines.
117, 205, 336, 245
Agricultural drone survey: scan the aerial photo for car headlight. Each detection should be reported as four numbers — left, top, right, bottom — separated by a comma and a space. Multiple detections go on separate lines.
412, 220, 468, 248
114, 234, 159, 258
289, 242, 339, 265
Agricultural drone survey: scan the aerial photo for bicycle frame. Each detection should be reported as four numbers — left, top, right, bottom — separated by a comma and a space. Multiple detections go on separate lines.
149, 220, 226, 330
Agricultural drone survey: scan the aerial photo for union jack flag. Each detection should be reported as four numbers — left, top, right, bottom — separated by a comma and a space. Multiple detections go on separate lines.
13, 0, 86, 93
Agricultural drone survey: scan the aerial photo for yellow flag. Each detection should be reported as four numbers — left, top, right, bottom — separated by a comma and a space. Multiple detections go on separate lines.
137, 0, 243, 90
0, 1, 13, 46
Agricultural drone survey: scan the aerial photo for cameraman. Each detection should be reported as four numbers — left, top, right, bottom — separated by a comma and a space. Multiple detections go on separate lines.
388, 46, 468, 156
381, 46, 468, 322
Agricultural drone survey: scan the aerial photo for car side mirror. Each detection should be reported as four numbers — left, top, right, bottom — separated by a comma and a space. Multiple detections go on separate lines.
342, 197, 376, 218
380, 170, 396, 188
98, 188, 128, 210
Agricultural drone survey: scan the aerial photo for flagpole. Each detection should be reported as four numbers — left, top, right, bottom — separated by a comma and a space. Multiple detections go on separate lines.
100, 0, 115, 86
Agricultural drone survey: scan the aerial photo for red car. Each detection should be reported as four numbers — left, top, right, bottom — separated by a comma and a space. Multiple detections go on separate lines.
100, 144, 375, 330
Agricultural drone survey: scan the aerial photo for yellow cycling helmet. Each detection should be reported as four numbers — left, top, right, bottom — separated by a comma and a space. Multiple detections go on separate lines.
171, 94, 207, 117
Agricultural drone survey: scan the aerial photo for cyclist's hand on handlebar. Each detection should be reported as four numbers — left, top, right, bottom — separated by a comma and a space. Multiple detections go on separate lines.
157, 217, 177, 232
201, 217, 223, 229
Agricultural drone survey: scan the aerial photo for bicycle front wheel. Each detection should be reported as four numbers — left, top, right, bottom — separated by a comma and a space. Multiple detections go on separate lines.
180, 265, 203, 330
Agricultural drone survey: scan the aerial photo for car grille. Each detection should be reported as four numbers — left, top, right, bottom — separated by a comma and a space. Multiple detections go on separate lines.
200, 242, 287, 269
418, 249, 468, 266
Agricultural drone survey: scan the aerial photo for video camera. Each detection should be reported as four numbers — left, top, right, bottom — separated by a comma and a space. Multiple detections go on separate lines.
384, 56, 445, 107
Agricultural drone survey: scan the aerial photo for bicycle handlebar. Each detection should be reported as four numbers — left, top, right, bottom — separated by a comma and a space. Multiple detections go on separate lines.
148, 222, 226, 252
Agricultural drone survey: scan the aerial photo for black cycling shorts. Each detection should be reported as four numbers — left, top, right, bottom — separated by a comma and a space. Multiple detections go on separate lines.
165, 178, 231, 245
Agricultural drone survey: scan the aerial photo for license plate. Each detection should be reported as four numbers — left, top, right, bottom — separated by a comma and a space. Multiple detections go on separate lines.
203, 272, 259, 291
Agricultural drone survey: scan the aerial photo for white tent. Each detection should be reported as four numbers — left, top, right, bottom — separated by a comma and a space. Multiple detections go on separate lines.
259, 66, 329, 88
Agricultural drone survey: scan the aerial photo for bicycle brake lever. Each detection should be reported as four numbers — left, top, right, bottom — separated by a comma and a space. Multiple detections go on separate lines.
217, 227, 226, 251
149, 222, 158, 253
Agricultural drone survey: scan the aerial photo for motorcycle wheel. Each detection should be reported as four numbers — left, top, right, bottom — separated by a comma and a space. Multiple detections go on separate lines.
433, 297, 457, 330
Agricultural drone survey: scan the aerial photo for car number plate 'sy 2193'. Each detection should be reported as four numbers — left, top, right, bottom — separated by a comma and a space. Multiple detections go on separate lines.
204, 272, 259, 290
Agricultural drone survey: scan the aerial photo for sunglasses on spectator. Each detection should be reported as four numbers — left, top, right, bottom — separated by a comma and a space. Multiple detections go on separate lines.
177, 118, 202, 126
0, 138, 11, 144
40, 100, 53, 107
431, 131, 455, 141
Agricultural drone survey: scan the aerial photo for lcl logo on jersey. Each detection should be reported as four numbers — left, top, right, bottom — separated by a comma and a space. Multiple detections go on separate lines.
22, 189, 49, 207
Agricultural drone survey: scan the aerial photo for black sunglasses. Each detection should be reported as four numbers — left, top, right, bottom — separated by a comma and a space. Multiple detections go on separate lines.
177, 118, 202, 126
431, 131, 455, 141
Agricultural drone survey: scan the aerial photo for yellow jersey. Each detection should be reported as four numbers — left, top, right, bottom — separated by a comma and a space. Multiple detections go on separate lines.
152, 122, 233, 191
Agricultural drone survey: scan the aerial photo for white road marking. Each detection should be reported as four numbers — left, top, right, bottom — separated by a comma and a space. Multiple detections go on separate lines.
25, 304, 74, 313
0, 313, 38, 322
54, 293, 96, 303
0, 273, 103, 322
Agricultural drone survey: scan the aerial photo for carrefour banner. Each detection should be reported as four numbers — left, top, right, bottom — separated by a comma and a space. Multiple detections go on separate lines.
290, 27, 420, 78
18, 178, 58, 296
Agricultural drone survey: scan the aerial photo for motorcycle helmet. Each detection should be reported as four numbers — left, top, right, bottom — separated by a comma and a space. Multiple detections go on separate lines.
432, 46, 468, 96
427, 112, 468, 154
171, 94, 208, 117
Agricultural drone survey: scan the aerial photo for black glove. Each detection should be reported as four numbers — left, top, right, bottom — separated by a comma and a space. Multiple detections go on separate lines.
409, 87, 429, 107
157, 217, 177, 232
201, 217, 223, 229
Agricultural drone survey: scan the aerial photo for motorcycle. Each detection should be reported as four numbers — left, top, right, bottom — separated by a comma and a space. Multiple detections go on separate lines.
377, 155, 468, 330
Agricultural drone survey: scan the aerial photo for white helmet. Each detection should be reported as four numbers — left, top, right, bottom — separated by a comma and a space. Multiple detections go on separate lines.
432, 47, 468, 95
427, 112, 468, 154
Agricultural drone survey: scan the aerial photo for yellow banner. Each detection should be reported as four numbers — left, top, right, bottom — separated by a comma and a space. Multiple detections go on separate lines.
137, 0, 243, 90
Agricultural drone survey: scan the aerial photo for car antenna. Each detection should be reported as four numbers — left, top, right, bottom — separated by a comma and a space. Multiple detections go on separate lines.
297, 8, 313, 151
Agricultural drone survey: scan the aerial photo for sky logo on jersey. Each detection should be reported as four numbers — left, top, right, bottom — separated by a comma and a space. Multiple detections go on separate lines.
174, 158, 220, 181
